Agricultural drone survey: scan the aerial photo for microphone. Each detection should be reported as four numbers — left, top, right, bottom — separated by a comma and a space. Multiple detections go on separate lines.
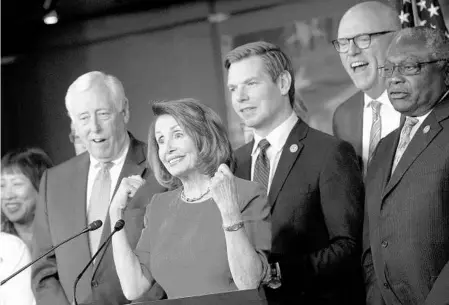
0, 220, 102, 286
73, 219, 125, 305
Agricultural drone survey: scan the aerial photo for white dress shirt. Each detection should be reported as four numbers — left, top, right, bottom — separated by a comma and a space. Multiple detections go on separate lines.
251, 112, 298, 193
86, 138, 130, 211
362, 90, 401, 171
0, 232, 35, 305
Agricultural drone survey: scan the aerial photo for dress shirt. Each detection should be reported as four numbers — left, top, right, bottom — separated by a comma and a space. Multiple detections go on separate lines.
86, 136, 130, 210
362, 90, 401, 171
251, 112, 298, 193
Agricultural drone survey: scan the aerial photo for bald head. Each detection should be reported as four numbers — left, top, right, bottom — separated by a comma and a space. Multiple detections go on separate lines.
339, 1, 400, 37
337, 1, 400, 98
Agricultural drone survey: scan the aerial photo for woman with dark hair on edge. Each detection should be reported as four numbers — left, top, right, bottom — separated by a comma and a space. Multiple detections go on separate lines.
1, 147, 53, 305
109, 98, 271, 300
1, 147, 54, 250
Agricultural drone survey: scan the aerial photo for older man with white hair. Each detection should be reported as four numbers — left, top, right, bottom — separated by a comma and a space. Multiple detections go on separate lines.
31, 71, 165, 305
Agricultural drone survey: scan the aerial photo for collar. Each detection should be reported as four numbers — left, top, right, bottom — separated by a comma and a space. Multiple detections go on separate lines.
413, 110, 432, 124
89, 134, 130, 167
364, 90, 392, 108
251, 111, 298, 155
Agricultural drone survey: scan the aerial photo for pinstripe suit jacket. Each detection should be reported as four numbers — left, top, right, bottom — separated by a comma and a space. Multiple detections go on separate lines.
362, 98, 449, 305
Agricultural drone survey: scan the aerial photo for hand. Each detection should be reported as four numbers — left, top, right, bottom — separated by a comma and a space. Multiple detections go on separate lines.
109, 175, 145, 213
210, 164, 242, 225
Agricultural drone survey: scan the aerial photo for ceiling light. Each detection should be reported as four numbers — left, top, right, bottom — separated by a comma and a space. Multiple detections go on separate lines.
43, 9, 58, 25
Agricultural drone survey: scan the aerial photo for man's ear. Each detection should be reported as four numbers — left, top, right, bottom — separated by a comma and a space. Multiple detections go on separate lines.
122, 99, 130, 124
277, 70, 292, 96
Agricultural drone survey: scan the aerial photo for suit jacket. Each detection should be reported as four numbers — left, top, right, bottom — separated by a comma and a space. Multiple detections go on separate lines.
234, 119, 365, 305
362, 98, 449, 305
31, 134, 166, 305
333, 91, 364, 168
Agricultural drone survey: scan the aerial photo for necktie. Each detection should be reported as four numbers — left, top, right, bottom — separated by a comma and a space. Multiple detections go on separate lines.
391, 117, 419, 174
88, 162, 113, 255
368, 100, 382, 164
253, 139, 271, 192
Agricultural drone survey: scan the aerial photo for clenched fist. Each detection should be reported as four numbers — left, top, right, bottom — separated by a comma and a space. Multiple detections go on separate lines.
210, 164, 242, 226
109, 175, 146, 212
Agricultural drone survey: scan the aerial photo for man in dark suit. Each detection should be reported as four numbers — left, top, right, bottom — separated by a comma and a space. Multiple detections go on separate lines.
225, 41, 365, 304
332, 1, 401, 174
31, 71, 165, 305
363, 27, 449, 305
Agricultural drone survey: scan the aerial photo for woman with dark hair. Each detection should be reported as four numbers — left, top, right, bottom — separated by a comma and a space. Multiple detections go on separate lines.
109, 99, 271, 300
1, 147, 53, 250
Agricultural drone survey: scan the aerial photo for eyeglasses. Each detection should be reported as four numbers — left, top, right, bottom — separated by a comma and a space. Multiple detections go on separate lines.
379, 59, 447, 77
332, 31, 394, 53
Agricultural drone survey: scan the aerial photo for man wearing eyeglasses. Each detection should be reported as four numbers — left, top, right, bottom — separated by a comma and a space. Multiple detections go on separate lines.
332, 1, 401, 176
362, 26, 449, 305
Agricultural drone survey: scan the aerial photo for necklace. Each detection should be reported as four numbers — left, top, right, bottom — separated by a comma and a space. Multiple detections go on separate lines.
181, 187, 210, 202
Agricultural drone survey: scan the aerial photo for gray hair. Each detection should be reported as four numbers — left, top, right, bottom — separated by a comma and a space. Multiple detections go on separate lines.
65, 71, 128, 119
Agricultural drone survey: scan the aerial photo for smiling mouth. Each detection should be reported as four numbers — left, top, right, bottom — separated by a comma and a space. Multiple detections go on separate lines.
168, 156, 184, 165
4, 202, 21, 213
351, 61, 369, 73
240, 107, 255, 113
92, 139, 106, 143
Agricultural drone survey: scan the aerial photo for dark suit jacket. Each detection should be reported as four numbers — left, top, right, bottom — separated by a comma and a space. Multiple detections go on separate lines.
32, 134, 166, 305
333, 91, 364, 170
234, 119, 365, 305
362, 98, 449, 305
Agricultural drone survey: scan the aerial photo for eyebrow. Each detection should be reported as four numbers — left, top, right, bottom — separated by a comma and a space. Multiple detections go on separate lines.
228, 77, 258, 87
155, 124, 181, 134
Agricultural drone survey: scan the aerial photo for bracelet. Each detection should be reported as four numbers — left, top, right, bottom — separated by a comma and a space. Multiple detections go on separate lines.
223, 221, 244, 232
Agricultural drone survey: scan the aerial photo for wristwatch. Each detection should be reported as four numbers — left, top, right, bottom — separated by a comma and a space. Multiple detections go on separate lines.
267, 261, 282, 289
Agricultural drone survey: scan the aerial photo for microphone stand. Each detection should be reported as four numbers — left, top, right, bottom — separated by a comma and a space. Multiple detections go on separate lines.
73, 220, 125, 305
1, 221, 102, 286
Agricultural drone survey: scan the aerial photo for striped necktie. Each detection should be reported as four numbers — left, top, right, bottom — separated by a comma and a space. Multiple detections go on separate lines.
253, 139, 271, 192
368, 100, 382, 164
87, 162, 113, 255
391, 117, 419, 174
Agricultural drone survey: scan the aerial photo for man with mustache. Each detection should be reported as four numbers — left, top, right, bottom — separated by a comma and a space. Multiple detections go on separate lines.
363, 26, 449, 305
332, 1, 401, 175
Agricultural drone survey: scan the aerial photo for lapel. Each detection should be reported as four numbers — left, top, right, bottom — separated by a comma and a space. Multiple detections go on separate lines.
93, 133, 147, 272
382, 99, 449, 199
268, 120, 307, 211
353, 91, 364, 157
68, 153, 95, 299
235, 141, 253, 181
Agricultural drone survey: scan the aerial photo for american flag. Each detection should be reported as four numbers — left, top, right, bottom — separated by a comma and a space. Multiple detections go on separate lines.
398, 0, 449, 37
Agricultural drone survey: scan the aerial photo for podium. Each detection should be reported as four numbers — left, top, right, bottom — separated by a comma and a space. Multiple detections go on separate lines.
130, 288, 274, 305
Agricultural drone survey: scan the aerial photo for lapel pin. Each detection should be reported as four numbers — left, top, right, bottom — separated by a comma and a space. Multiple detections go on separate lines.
290, 144, 298, 153
423, 125, 430, 134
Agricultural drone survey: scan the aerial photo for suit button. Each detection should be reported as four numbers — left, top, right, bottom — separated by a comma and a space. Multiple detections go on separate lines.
381, 241, 388, 248
91, 280, 99, 287
383, 282, 389, 289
